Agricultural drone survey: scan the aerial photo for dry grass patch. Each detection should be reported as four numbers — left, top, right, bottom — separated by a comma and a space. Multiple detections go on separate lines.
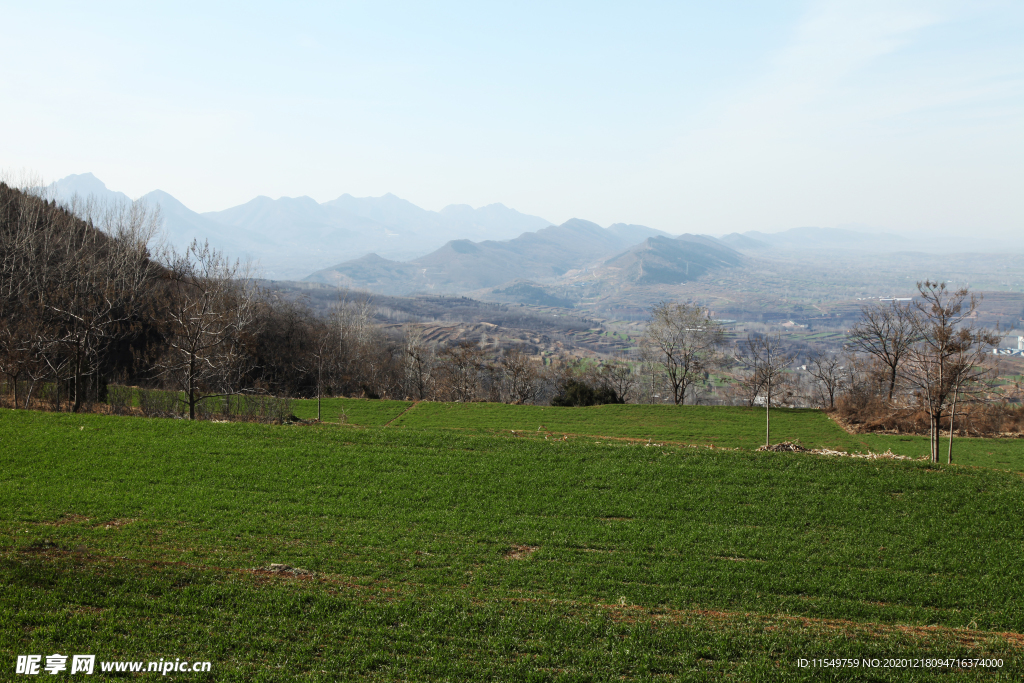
96, 518, 136, 530
504, 545, 539, 560
255, 563, 315, 577
39, 513, 90, 527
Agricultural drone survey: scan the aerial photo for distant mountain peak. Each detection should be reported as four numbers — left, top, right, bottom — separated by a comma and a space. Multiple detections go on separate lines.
599, 234, 743, 285
65, 171, 103, 184
44, 172, 131, 209
48, 172, 114, 194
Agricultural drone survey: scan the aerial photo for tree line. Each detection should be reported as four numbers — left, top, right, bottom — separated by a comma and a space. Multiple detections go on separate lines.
841, 283, 1002, 463
0, 183, 637, 416
635, 288, 1007, 461
1, 181, 1011, 461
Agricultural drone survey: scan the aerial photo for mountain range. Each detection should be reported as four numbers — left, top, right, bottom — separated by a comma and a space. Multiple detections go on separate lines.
44, 173, 552, 280
305, 221, 744, 297
41, 173, 1017, 295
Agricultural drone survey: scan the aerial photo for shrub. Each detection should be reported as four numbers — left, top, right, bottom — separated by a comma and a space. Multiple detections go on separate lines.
107, 385, 135, 416
551, 380, 624, 407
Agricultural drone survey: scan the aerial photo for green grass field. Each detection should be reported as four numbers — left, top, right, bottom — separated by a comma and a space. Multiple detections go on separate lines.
290, 397, 413, 426
293, 398, 1024, 472
3, 404, 1024, 680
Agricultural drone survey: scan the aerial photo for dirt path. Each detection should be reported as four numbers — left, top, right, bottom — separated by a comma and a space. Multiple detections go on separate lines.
381, 401, 420, 428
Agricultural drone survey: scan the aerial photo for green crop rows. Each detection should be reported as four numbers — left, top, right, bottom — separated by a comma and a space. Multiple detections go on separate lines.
3, 405, 1024, 680
295, 399, 1024, 472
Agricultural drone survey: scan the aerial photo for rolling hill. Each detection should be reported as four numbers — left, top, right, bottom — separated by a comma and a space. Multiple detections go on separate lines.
306, 222, 745, 295
305, 218, 628, 293
595, 234, 743, 285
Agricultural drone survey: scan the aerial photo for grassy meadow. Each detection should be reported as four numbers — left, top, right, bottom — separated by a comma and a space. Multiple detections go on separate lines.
3, 403, 1024, 680
296, 398, 1024, 471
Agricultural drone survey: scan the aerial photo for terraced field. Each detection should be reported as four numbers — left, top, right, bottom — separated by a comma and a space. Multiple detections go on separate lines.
3, 405, 1023, 680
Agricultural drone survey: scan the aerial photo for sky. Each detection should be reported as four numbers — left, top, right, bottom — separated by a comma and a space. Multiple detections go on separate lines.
2, 0, 1022, 238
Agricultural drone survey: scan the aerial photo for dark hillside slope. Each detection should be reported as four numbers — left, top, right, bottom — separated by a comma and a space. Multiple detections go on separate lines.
307, 253, 422, 292
0, 182, 165, 395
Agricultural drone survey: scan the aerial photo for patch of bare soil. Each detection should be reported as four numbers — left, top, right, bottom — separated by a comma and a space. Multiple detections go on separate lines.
504, 545, 539, 560
22, 539, 66, 553
96, 518, 136, 530
40, 514, 91, 527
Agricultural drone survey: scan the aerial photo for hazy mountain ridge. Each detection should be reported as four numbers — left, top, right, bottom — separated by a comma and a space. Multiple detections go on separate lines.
42, 173, 555, 279
305, 221, 744, 296
42, 173, 1016, 297
305, 218, 628, 294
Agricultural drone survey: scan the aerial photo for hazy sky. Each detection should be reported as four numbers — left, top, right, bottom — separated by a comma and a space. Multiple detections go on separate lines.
2, 1, 1022, 237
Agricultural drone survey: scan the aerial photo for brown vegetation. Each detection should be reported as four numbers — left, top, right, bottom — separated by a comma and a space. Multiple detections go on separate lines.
835, 397, 1024, 438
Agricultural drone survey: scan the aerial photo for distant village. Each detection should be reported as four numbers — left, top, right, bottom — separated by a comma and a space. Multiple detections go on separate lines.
993, 335, 1024, 357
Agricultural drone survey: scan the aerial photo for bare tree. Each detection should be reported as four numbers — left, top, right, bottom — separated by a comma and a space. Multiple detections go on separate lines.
0, 319, 41, 407
330, 294, 400, 398
642, 302, 724, 405
848, 301, 919, 401
944, 341, 998, 463
433, 341, 485, 402
402, 325, 434, 400
498, 347, 541, 404
806, 350, 845, 410
309, 316, 339, 420
154, 241, 261, 420
900, 281, 998, 463
737, 334, 796, 447
726, 369, 766, 408
598, 358, 638, 404
637, 343, 667, 403
0, 185, 160, 411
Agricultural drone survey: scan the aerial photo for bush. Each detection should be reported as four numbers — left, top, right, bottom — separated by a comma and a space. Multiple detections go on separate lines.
835, 395, 1024, 436
551, 380, 624, 407
138, 388, 183, 418
107, 385, 135, 416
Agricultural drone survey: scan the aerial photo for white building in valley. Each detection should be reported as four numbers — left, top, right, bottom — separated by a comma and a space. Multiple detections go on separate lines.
992, 335, 1024, 356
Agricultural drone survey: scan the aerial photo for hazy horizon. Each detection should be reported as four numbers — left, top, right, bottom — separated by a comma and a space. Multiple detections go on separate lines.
39, 171, 954, 242
3, 1, 1022, 240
